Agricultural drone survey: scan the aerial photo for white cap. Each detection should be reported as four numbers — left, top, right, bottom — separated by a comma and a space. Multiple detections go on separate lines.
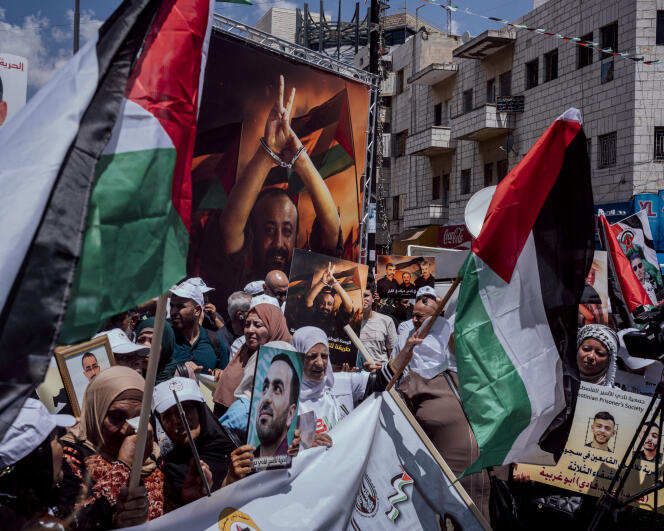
0, 398, 75, 467
94, 328, 150, 356
244, 281, 265, 296
416, 286, 437, 300
170, 280, 205, 308
153, 377, 205, 414
185, 277, 215, 294
249, 294, 280, 310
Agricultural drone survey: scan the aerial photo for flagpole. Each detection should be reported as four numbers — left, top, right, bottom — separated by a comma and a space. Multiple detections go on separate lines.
128, 291, 168, 490
385, 277, 461, 391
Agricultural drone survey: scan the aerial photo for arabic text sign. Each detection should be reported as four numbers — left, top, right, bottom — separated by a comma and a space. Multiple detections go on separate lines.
0, 52, 27, 126
515, 383, 661, 512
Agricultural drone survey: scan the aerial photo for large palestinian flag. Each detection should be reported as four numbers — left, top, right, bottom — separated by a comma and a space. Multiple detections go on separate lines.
454, 109, 595, 473
0, 0, 214, 437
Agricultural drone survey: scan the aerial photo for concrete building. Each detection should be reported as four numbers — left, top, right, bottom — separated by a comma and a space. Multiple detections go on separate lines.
380, 0, 664, 251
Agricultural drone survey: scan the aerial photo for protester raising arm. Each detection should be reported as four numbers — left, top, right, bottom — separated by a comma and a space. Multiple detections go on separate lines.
219, 75, 296, 256
305, 263, 352, 313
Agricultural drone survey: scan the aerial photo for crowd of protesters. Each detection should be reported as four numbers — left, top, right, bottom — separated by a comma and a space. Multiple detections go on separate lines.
1, 260, 663, 530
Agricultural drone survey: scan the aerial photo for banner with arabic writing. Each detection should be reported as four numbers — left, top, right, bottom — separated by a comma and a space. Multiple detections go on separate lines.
515, 382, 660, 513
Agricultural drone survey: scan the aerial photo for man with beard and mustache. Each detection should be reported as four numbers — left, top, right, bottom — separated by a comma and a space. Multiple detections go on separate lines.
301, 263, 354, 341
198, 76, 342, 322
637, 424, 660, 462
254, 354, 300, 458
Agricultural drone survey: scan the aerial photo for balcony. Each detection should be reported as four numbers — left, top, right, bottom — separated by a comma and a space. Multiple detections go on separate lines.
403, 205, 449, 229
451, 104, 515, 141
382, 133, 391, 158
406, 126, 456, 156
453, 29, 516, 60
381, 73, 395, 96
408, 62, 458, 86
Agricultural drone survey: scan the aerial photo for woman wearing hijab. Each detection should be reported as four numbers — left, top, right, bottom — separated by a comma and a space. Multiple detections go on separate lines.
576, 324, 618, 387
292, 326, 408, 441
152, 377, 244, 506
213, 302, 291, 416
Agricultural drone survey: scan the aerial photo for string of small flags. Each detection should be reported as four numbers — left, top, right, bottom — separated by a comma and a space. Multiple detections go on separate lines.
422, 1, 660, 66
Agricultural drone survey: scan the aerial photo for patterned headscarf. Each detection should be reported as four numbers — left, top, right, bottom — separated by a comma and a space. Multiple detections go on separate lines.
577, 324, 618, 387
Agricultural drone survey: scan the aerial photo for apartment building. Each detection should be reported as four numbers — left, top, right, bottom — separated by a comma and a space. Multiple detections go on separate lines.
381, 0, 664, 251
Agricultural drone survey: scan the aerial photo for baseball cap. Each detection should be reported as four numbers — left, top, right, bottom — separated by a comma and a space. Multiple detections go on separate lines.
170, 280, 205, 308
184, 277, 215, 294
152, 377, 205, 414
416, 286, 437, 300
0, 398, 75, 468
94, 328, 150, 356
244, 280, 265, 296
249, 294, 281, 310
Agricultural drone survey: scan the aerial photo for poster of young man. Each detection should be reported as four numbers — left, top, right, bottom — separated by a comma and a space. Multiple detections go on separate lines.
375, 256, 436, 299
514, 383, 662, 513
187, 30, 370, 321
285, 249, 368, 367
578, 251, 610, 326
247, 345, 304, 471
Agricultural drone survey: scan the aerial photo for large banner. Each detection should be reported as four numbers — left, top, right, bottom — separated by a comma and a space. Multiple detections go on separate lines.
515, 383, 660, 513
188, 31, 370, 320
0, 52, 27, 128
127, 391, 488, 530
284, 249, 368, 367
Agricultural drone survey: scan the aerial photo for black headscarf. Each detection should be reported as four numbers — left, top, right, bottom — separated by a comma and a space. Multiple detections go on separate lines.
160, 403, 238, 495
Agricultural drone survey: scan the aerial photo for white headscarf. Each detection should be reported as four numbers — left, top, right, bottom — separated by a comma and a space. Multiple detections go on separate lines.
292, 327, 335, 402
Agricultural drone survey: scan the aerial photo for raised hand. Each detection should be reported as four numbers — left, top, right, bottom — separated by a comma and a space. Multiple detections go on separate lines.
264, 75, 295, 157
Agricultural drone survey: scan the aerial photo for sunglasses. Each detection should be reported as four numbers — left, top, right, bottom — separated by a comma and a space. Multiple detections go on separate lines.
632, 262, 643, 271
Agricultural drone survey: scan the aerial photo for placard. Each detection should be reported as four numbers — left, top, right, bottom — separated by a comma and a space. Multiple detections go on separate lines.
496, 95, 524, 113
375, 255, 436, 299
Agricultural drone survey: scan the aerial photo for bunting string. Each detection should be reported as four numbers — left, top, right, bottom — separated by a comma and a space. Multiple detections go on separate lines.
422, 1, 660, 66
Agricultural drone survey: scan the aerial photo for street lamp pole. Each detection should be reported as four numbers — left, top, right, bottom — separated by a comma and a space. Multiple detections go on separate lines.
73, 0, 80, 54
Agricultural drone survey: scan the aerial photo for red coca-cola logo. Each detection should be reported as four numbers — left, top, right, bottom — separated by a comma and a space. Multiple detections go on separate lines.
438, 225, 471, 248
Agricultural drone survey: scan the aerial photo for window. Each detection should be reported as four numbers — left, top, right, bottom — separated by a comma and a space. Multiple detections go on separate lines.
396, 69, 404, 94
392, 195, 401, 219
432, 175, 441, 200
443, 99, 451, 126
499, 71, 512, 96
497, 159, 509, 182
601, 60, 614, 83
442, 174, 450, 207
393, 131, 408, 157
486, 78, 496, 104
544, 49, 558, 82
526, 59, 539, 89
586, 138, 592, 161
434, 103, 443, 126
577, 32, 594, 69
382, 121, 391, 134
654, 128, 664, 161
598, 132, 617, 168
463, 89, 473, 113
601, 21, 618, 60
658, 12, 664, 45
381, 96, 392, 108
461, 169, 471, 195
483, 162, 493, 187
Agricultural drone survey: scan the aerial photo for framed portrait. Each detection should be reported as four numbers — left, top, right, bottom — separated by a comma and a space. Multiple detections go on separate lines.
54, 336, 115, 416
247, 345, 304, 472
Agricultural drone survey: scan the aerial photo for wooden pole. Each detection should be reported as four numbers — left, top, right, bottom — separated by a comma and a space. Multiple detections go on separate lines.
343, 324, 376, 365
385, 277, 461, 391
128, 292, 168, 489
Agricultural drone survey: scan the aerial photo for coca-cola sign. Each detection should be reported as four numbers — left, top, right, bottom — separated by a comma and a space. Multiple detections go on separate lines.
437, 225, 471, 249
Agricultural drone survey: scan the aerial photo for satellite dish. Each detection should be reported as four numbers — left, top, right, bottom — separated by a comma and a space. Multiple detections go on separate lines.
461, 31, 471, 43
504, 134, 514, 153
464, 186, 496, 239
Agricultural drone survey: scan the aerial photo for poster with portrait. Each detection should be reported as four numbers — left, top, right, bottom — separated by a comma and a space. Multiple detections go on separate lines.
514, 383, 662, 513
54, 336, 115, 416
247, 345, 304, 472
578, 250, 610, 326
187, 29, 370, 323
284, 249, 368, 367
375, 255, 436, 299
0, 52, 28, 128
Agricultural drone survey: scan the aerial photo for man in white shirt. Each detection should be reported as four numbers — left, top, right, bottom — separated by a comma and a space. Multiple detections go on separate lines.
359, 286, 397, 364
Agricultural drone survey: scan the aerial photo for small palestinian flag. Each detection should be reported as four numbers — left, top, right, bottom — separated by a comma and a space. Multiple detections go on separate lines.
0, 0, 214, 436
454, 109, 595, 473
597, 211, 650, 326
265, 89, 355, 194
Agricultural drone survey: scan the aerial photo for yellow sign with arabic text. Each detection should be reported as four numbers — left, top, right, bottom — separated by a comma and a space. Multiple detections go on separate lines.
515, 383, 662, 512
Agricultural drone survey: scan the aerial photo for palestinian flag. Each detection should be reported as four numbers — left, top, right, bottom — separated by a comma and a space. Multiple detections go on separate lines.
0, 0, 214, 435
598, 211, 650, 326
265, 89, 355, 194
454, 109, 595, 473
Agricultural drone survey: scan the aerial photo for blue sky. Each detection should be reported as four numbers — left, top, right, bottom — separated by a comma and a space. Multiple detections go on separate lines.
1, 0, 533, 94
